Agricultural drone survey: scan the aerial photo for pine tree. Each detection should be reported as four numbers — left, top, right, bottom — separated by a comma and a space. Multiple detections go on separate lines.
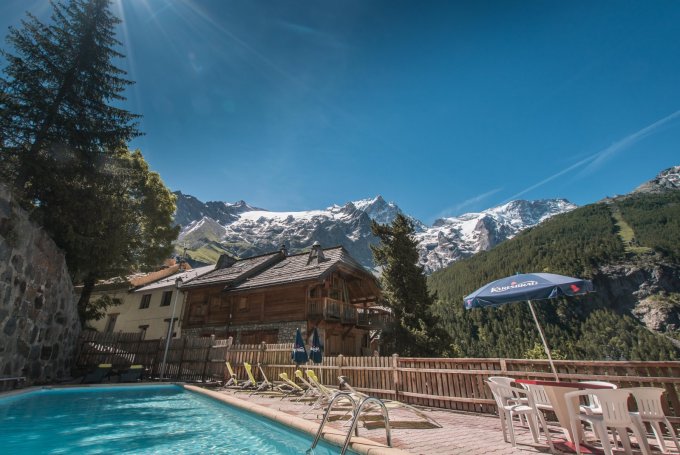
0, 0, 140, 195
371, 214, 450, 356
0, 1, 178, 323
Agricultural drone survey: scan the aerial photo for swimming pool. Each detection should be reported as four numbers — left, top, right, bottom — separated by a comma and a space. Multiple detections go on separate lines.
0, 385, 346, 454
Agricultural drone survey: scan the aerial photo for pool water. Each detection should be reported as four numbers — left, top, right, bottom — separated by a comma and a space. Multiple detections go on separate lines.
0, 385, 345, 454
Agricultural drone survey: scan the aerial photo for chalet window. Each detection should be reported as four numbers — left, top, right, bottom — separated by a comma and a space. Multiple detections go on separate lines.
160, 290, 173, 307
238, 297, 248, 311
139, 294, 151, 309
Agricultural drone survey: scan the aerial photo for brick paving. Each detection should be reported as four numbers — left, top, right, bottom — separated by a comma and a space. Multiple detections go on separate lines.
208, 387, 678, 455
211, 387, 559, 454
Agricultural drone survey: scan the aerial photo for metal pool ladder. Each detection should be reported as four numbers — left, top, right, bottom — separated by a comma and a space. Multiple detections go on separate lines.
306, 393, 392, 455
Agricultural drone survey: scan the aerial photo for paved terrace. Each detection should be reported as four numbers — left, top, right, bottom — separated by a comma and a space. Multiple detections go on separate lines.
200, 386, 673, 455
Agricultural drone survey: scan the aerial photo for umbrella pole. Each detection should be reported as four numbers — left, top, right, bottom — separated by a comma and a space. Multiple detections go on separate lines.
527, 300, 560, 381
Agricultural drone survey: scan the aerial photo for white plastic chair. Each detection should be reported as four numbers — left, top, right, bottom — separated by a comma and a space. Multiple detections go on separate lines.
521, 383, 556, 452
628, 387, 680, 454
578, 381, 617, 415
565, 388, 651, 455
488, 376, 530, 424
487, 380, 540, 447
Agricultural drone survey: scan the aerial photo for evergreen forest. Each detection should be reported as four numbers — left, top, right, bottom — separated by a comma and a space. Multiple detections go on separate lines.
428, 191, 680, 361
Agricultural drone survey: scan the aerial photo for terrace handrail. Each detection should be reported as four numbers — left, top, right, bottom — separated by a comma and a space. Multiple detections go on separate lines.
308, 297, 358, 323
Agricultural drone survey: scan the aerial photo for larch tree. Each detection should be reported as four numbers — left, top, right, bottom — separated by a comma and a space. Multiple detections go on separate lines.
0, 0, 178, 323
371, 214, 450, 357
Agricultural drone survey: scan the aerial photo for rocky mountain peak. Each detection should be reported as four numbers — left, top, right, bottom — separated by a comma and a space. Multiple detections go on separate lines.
634, 165, 680, 194
414, 198, 576, 273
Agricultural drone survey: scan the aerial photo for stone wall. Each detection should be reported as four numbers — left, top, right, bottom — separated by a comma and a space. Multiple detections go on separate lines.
0, 185, 80, 386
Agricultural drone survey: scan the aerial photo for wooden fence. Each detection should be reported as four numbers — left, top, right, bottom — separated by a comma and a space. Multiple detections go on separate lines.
75, 331, 230, 382
75, 333, 680, 424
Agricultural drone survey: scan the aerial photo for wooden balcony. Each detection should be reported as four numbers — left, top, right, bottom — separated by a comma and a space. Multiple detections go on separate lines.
356, 308, 391, 329
308, 298, 358, 325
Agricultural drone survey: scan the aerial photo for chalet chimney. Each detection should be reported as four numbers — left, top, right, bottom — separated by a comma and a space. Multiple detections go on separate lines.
280, 243, 288, 256
215, 253, 237, 269
308, 241, 325, 264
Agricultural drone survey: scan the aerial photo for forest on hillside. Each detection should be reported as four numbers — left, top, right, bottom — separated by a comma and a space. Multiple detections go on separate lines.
428, 191, 680, 361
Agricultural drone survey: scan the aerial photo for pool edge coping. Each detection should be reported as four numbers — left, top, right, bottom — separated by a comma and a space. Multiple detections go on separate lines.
184, 385, 412, 455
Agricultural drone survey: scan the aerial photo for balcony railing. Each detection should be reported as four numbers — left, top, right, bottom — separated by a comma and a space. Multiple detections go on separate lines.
307, 298, 392, 328
308, 298, 358, 324
357, 308, 391, 329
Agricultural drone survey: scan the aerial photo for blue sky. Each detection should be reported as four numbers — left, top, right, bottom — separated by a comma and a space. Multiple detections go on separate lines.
1, 0, 680, 224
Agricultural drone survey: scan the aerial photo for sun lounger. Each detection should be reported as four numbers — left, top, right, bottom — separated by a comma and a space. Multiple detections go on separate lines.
81, 364, 112, 384
338, 375, 441, 428
278, 372, 306, 399
118, 365, 143, 382
303, 370, 356, 415
224, 361, 239, 387
236, 362, 273, 394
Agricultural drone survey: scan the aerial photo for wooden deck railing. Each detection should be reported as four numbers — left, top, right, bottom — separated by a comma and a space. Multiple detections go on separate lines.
308, 297, 358, 324
73, 333, 680, 426
357, 308, 390, 329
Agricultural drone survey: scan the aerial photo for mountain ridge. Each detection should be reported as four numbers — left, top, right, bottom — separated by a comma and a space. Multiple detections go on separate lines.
173, 192, 576, 272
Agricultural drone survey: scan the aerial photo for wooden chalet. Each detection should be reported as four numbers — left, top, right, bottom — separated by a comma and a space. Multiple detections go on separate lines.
179, 243, 387, 356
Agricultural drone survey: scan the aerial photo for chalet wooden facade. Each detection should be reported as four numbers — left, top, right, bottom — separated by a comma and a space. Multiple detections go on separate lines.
179, 244, 387, 356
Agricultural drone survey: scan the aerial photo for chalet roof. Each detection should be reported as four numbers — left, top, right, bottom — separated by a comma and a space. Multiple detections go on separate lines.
88, 261, 192, 293
180, 251, 282, 288
134, 264, 215, 293
230, 246, 368, 291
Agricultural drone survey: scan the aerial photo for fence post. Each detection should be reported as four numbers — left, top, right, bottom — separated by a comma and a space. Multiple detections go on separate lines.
337, 354, 344, 385
225, 337, 233, 363
392, 353, 400, 401
201, 335, 215, 382
176, 337, 188, 381
257, 341, 267, 380
500, 358, 507, 375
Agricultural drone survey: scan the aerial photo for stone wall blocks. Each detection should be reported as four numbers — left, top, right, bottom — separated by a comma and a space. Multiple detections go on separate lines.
28, 344, 41, 360
0, 240, 10, 263
11, 254, 24, 274
0, 184, 79, 387
4, 316, 17, 336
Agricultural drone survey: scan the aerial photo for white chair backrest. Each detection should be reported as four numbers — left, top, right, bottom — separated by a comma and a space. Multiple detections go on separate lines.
487, 381, 510, 408
592, 389, 633, 428
629, 387, 667, 419
524, 384, 551, 407
487, 380, 528, 409
579, 381, 617, 412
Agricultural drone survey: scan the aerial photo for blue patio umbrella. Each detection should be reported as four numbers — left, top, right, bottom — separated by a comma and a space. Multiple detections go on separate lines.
291, 328, 309, 365
464, 273, 594, 381
310, 327, 323, 364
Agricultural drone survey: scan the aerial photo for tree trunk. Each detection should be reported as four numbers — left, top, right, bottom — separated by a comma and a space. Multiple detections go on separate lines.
77, 275, 96, 326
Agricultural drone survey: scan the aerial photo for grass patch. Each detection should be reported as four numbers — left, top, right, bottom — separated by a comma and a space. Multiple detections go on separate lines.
610, 204, 654, 255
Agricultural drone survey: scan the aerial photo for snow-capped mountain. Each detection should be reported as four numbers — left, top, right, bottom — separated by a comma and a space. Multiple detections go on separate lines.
174, 192, 576, 273
415, 199, 576, 273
